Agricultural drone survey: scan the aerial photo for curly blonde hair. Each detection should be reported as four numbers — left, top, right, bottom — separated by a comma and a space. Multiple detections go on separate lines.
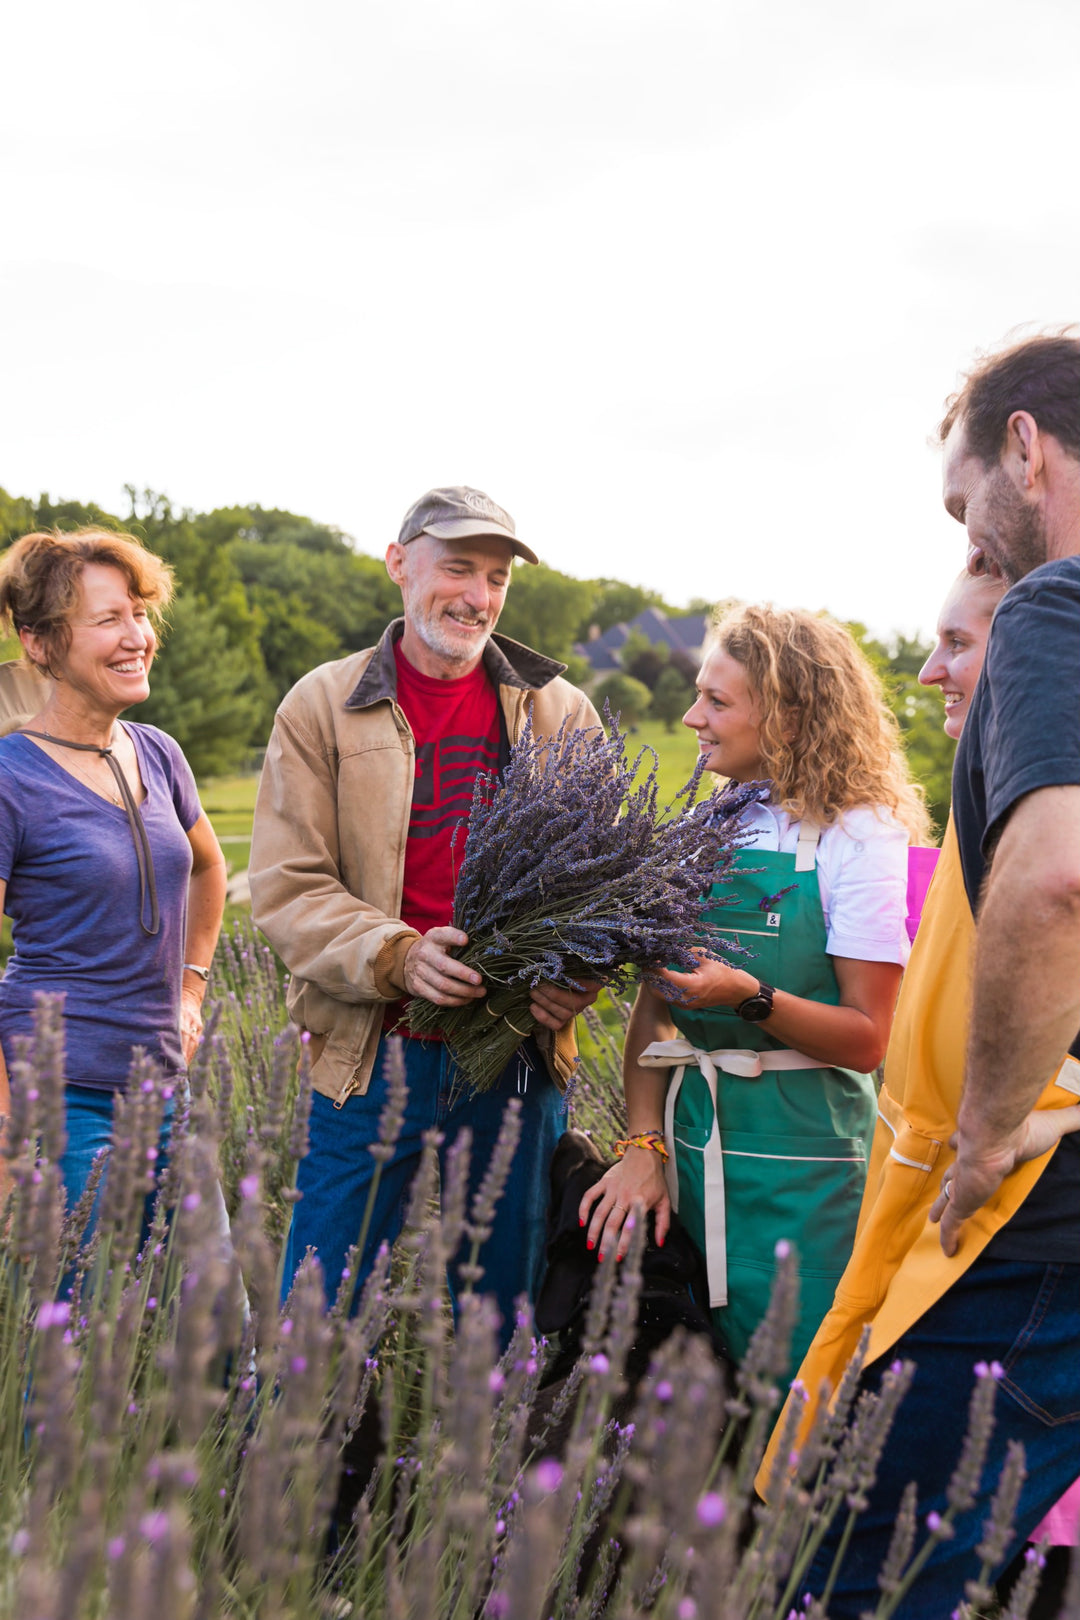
709, 603, 931, 843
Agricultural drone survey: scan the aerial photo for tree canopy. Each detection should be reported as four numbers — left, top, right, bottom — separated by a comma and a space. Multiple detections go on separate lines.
0, 483, 956, 824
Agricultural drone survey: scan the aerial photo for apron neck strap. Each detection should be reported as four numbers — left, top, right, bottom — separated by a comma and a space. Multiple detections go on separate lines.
794, 820, 821, 872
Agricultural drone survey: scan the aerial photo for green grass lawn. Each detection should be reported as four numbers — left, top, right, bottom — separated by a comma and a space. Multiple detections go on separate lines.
200, 775, 260, 877
623, 717, 708, 806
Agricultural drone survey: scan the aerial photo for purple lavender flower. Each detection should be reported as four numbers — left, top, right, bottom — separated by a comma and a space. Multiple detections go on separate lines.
696, 1492, 726, 1527
138, 1510, 171, 1542
534, 1458, 563, 1493
35, 1300, 71, 1330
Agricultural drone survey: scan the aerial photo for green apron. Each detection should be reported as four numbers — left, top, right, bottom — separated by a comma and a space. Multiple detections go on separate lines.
639, 824, 877, 1368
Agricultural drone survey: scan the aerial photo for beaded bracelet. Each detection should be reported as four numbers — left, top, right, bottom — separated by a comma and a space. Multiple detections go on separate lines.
614, 1131, 670, 1164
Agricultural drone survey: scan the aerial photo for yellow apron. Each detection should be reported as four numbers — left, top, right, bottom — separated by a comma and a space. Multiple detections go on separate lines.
759, 816, 1080, 1494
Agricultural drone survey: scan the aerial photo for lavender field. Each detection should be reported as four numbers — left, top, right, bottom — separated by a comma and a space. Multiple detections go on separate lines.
0, 921, 1068, 1620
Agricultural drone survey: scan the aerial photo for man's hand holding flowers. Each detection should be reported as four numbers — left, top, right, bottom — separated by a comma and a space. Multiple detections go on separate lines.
528, 977, 603, 1030
403, 927, 487, 1007
404, 925, 601, 1028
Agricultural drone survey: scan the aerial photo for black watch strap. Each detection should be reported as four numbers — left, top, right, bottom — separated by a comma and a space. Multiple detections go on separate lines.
735, 981, 776, 1022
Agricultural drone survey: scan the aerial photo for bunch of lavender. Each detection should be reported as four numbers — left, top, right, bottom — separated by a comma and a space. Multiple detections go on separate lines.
407, 715, 758, 1090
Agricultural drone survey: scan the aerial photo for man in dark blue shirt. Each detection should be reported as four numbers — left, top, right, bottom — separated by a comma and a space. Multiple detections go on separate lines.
800, 333, 1080, 1619
942, 339, 1080, 1256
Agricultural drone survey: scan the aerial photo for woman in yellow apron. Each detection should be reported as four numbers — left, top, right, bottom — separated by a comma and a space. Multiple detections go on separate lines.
580, 604, 930, 1368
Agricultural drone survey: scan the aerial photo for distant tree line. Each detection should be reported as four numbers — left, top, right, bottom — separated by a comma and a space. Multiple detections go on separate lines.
0, 485, 956, 830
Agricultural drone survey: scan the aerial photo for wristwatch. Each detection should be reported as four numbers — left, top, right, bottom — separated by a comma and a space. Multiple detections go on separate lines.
735, 981, 775, 1022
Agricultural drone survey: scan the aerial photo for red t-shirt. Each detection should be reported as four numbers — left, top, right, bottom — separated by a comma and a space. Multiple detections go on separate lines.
393, 641, 500, 938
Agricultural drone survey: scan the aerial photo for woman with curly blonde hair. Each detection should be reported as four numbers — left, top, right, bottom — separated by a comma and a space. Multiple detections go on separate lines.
581, 604, 930, 1367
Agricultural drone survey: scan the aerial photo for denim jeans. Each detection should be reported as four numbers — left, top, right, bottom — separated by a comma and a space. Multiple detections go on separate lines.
283, 1035, 567, 1348
61, 1082, 239, 1279
61, 1082, 176, 1233
807, 1256, 1080, 1619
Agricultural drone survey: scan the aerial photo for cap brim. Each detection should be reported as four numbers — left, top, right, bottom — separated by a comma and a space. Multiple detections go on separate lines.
420, 517, 539, 566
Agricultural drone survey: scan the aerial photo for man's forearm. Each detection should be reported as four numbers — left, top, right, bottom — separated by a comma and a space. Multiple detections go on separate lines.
965, 786, 1080, 1139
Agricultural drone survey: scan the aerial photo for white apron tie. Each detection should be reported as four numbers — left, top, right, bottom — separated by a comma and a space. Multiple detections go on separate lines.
639, 1038, 824, 1308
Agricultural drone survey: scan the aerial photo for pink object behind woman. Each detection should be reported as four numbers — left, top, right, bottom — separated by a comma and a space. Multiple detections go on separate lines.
905, 846, 940, 943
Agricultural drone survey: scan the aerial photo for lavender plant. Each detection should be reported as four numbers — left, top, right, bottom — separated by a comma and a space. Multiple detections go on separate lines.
407, 714, 758, 1089
0, 986, 1064, 1620
567, 998, 632, 1154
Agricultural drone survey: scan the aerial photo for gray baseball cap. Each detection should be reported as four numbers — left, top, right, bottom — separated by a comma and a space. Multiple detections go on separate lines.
397, 485, 539, 565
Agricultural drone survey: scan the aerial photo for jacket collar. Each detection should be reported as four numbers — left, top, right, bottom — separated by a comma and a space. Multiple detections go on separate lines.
346, 618, 566, 709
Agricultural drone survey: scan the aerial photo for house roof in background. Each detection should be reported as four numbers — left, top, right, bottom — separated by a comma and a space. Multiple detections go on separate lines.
574, 608, 709, 673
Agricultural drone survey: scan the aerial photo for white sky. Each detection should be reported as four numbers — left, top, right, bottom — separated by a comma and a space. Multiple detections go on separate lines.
3, 0, 1078, 639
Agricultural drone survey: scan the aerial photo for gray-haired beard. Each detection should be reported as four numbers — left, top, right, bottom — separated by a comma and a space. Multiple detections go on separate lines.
408, 605, 492, 666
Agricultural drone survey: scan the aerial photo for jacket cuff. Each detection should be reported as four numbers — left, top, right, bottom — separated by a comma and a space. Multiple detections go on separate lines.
552, 1018, 580, 1087
374, 929, 421, 998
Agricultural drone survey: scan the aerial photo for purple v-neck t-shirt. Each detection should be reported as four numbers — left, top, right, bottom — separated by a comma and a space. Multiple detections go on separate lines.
0, 723, 201, 1090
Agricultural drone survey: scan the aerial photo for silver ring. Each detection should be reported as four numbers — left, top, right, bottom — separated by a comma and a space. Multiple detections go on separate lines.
942, 1177, 953, 1201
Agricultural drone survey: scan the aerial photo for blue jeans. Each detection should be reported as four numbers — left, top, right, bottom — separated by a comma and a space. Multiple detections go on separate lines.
807, 1256, 1080, 1619
61, 1083, 176, 1232
283, 1036, 567, 1348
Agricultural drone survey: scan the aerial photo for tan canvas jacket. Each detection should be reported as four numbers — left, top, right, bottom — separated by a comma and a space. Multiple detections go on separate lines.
249, 620, 603, 1105
0, 662, 48, 737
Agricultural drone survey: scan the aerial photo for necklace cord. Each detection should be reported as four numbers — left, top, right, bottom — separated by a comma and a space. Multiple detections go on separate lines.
21, 730, 161, 936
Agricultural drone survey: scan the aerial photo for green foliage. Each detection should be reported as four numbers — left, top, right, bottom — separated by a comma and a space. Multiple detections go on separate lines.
592, 671, 652, 727
0, 483, 959, 817
561, 650, 593, 688
618, 628, 667, 692
495, 563, 596, 665
136, 595, 268, 777
226, 533, 401, 659
0, 484, 402, 774
853, 623, 955, 836
0, 487, 36, 544
578, 577, 679, 636
652, 662, 696, 731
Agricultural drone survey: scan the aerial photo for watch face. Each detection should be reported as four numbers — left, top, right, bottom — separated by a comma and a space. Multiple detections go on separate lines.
737, 985, 775, 1022
739, 995, 772, 1022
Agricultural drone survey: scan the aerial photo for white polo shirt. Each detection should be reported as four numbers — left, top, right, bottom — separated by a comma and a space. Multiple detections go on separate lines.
735, 801, 911, 968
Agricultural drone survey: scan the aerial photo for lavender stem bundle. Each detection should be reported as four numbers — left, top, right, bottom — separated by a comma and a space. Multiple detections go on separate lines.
406, 713, 758, 1090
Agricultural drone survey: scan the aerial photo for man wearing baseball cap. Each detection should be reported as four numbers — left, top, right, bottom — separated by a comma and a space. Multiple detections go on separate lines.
250, 486, 601, 1341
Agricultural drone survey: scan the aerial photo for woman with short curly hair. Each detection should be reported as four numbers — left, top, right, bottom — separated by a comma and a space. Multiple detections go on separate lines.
582, 603, 930, 1368
0, 526, 227, 1220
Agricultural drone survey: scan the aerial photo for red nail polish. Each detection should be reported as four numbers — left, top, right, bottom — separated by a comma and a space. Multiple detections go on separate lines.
579, 1218, 585, 1227
586, 1240, 593, 1250
598, 1252, 605, 1263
